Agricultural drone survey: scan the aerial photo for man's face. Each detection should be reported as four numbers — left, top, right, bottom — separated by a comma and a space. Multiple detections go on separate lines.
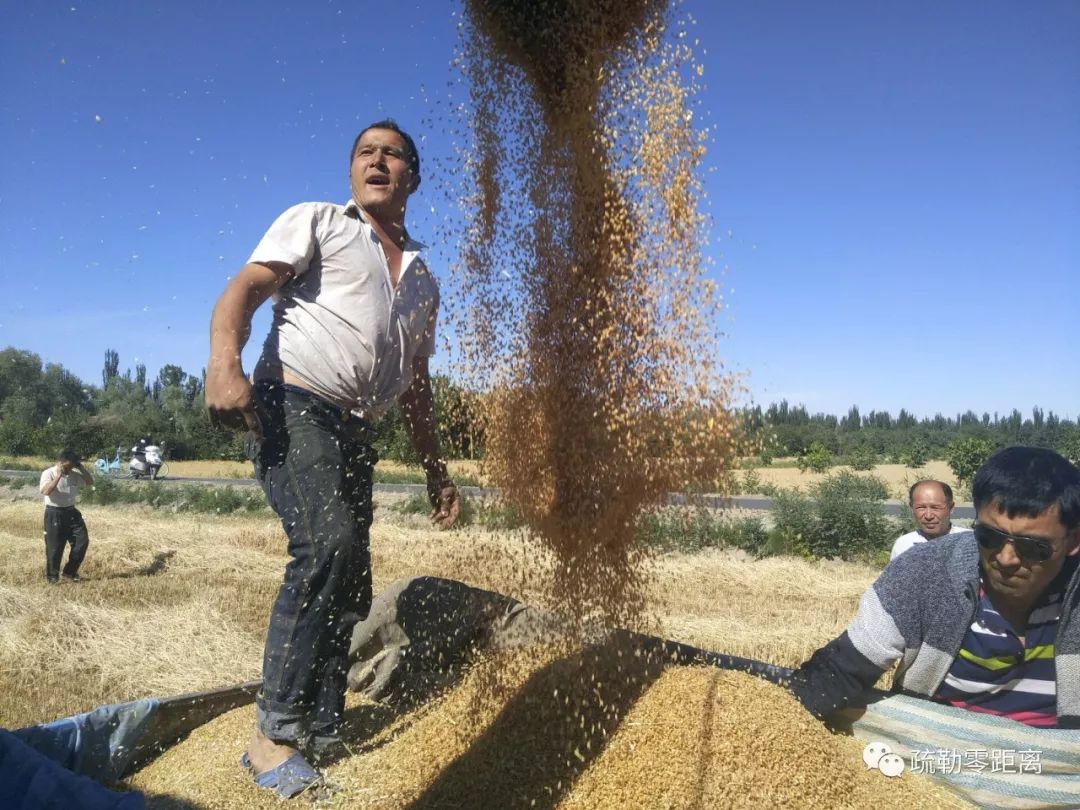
910, 482, 953, 539
59, 460, 75, 474
349, 128, 417, 219
977, 501, 1079, 606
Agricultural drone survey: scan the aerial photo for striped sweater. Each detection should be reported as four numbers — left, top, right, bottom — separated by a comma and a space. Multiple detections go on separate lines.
789, 530, 1080, 729
932, 574, 1069, 726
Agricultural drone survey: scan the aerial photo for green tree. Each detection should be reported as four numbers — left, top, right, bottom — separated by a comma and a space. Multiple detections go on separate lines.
796, 441, 832, 473
808, 472, 892, 559
946, 437, 996, 485
102, 349, 120, 389
1061, 428, 1080, 466
901, 439, 929, 469
0, 348, 95, 455
157, 364, 187, 390
432, 375, 485, 459
767, 472, 891, 560
847, 445, 878, 471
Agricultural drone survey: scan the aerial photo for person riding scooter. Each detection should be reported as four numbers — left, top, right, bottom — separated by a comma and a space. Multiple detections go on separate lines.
129, 439, 164, 480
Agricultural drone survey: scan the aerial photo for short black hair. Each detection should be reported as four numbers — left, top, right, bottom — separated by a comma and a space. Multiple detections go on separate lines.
350, 119, 421, 178
58, 449, 80, 464
908, 479, 953, 505
972, 446, 1080, 530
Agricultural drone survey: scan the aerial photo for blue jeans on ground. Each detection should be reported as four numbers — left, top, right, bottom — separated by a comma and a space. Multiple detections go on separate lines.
248, 380, 377, 746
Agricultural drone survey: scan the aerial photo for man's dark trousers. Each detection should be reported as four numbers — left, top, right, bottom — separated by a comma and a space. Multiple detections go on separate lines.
249, 381, 376, 746
43, 506, 88, 580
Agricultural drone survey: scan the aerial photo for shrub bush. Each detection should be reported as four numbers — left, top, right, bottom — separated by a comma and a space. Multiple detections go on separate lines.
474, 499, 523, 530
740, 468, 763, 495
0, 457, 36, 471
901, 439, 929, 469
796, 441, 832, 473
1061, 429, 1080, 466
946, 437, 996, 484
767, 472, 892, 561
808, 472, 892, 559
82, 478, 268, 514
637, 509, 769, 555
846, 446, 878, 471
373, 467, 482, 488
83, 475, 120, 505
768, 487, 816, 554
393, 493, 432, 515
763, 525, 813, 559
392, 492, 477, 527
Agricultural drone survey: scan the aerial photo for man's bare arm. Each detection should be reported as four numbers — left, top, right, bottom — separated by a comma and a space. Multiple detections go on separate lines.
399, 355, 459, 528
40, 467, 63, 496
206, 261, 295, 434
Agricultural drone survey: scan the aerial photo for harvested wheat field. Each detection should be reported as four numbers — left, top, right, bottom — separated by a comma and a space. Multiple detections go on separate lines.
0, 496, 869, 728
743, 460, 963, 499
125, 645, 968, 809
0, 454, 961, 503
0, 494, 977, 807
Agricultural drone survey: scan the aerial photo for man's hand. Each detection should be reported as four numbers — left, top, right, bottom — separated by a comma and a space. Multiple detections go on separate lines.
427, 477, 460, 529
206, 261, 294, 436
206, 366, 260, 436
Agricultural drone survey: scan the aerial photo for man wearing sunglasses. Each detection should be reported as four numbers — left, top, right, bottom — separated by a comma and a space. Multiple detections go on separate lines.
789, 446, 1080, 728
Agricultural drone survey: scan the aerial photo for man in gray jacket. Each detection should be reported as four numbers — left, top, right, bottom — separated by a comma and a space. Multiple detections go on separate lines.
790, 446, 1080, 728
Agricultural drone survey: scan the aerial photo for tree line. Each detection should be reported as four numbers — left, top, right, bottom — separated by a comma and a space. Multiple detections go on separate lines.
742, 400, 1080, 468
0, 345, 1076, 468
0, 347, 481, 464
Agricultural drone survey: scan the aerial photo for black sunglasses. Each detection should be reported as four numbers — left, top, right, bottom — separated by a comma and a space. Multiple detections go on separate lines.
973, 522, 1056, 564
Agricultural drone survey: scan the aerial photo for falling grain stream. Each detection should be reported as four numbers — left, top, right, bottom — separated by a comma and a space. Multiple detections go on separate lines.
127, 3, 971, 806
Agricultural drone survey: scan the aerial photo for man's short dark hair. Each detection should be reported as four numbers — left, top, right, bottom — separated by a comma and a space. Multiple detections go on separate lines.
908, 479, 953, 505
350, 119, 421, 179
58, 449, 80, 464
972, 446, 1080, 530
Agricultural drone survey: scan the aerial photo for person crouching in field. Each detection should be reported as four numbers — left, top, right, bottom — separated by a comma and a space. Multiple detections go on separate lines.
206, 120, 459, 799
790, 446, 1080, 728
39, 450, 93, 584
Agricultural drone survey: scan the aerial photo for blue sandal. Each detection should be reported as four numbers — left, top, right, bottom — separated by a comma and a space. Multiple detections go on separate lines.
240, 751, 323, 798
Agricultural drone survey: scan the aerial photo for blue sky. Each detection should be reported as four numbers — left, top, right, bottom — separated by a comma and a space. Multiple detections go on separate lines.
1, 1, 1077, 420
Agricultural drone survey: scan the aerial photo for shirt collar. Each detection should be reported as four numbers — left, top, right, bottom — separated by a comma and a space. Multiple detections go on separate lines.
344, 199, 426, 252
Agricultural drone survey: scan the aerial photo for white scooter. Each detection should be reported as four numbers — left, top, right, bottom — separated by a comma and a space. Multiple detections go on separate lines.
129, 444, 165, 480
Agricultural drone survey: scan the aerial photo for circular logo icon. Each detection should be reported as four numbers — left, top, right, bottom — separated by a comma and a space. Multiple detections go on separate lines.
878, 753, 906, 778
862, 741, 892, 770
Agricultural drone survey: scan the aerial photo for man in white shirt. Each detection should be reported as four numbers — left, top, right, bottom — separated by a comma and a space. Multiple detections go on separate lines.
206, 120, 459, 798
890, 479, 957, 560
38, 450, 93, 583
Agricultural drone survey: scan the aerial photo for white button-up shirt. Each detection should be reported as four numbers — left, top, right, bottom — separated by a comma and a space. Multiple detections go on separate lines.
39, 466, 83, 508
250, 200, 439, 419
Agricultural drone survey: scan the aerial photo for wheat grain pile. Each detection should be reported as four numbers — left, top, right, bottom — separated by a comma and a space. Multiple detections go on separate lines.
128, 644, 969, 809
